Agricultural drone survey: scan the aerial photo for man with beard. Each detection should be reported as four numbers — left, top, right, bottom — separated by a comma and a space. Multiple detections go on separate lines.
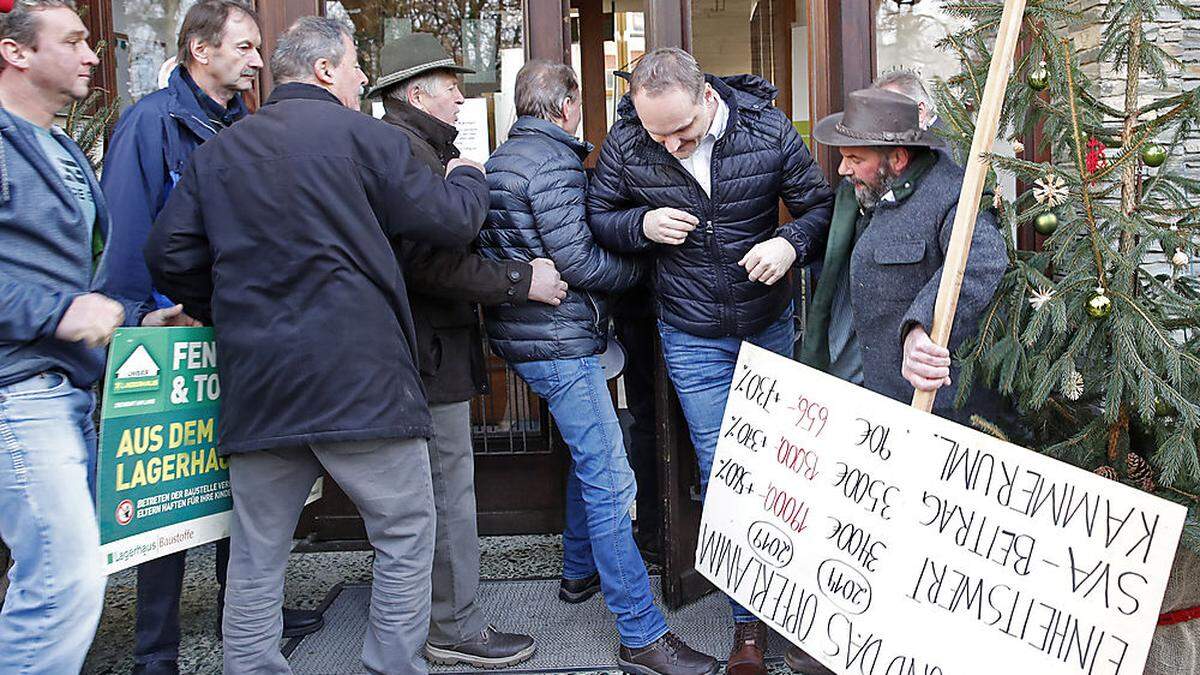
96, 4, 323, 672
798, 87, 1006, 453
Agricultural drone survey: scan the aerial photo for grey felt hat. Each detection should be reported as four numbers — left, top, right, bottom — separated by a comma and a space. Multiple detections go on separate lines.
813, 88, 942, 148
365, 32, 474, 99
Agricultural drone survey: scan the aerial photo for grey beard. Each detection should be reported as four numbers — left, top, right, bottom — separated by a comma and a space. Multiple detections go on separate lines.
854, 166, 897, 209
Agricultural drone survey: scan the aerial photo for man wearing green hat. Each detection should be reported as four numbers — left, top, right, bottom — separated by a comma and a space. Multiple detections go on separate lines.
367, 32, 563, 668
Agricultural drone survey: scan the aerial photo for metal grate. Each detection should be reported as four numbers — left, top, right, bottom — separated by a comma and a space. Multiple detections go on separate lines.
469, 356, 553, 456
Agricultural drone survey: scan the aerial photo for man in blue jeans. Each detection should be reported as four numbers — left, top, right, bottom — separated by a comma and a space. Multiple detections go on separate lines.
589, 48, 834, 674
479, 60, 717, 675
0, 2, 187, 671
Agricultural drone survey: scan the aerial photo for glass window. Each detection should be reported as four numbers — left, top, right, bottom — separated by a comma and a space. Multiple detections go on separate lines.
327, 0, 523, 143
111, 0, 198, 108
874, 0, 969, 81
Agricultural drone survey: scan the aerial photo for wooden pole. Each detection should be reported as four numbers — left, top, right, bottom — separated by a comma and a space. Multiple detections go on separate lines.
911, 0, 1027, 412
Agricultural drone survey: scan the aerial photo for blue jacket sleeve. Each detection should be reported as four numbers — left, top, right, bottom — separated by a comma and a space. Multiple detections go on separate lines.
0, 276, 75, 342
586, 132, 654, 254
95, 104, 170, 324
774, 117, 834, 266
529, 157, 644, 293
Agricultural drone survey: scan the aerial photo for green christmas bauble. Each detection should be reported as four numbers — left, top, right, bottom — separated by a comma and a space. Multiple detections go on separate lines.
1141, 143, 1167, 168
1034, 212, 1059, 235
1027, 66, 1050, 92
1086, 292, 1113, 319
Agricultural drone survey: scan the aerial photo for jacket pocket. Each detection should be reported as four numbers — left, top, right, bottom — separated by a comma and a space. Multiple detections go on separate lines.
873, 240, 926, 265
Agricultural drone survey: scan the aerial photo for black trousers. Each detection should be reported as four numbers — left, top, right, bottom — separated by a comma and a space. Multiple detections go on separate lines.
134, 539, 229, 664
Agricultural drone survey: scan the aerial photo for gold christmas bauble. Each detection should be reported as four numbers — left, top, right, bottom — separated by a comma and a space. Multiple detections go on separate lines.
1027, 66, 1050, 92
1173, 250, 1190, 267
1086, 292, 1113, 319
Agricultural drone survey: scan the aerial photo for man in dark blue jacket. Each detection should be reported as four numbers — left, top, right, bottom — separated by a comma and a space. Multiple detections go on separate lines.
479, 60, 717, 675
96, 3, 322, 672
587, 47, 834, 673
145, 16, 489, 674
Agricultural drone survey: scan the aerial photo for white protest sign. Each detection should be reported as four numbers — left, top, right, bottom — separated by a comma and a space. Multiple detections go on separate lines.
697, 343, 1186, 675
454, 97, 491, 164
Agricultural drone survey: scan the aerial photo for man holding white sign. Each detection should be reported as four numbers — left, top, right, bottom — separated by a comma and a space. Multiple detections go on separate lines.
799, 88, 1008, 425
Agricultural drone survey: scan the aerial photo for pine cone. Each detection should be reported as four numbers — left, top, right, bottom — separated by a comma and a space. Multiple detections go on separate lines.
1094, 466, 1119, 481
1125, 453, 1156, 490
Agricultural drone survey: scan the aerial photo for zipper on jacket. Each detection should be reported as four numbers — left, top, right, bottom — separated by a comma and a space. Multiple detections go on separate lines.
585, 293, 602, 336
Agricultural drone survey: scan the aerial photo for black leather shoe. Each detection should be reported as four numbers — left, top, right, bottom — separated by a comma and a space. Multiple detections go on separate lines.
132, 661, 179, 675
282, 607, 325, 638
559, 572, 601, 603
617, 632, 718, 675
424, 625, 536, 668
784, 646, 835, 674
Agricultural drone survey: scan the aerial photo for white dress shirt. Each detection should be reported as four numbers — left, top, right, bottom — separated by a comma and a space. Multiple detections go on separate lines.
675, 94, 729, 197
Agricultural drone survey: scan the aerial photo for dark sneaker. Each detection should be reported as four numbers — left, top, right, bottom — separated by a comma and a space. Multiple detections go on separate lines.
617, 632, 719, 675
727, 620, 768, 674
784, 645, 835, 674
424, 625, 536, 669
559, 572, 602, 603
282, 607, 325, 638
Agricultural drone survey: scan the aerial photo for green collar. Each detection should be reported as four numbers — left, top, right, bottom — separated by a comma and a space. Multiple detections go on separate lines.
878, 149, 938, 206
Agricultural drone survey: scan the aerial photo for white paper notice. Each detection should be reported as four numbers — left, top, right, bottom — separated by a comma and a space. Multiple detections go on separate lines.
697, 343, 1186, 675
454, 98, 490, 164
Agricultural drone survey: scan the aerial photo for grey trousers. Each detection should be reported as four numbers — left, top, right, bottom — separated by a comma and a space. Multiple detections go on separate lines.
222, 437, 435, 675
426, 402, 487, 645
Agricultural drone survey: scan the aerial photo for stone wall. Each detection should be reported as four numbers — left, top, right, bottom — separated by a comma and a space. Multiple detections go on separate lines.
1069, 1, 1200, 181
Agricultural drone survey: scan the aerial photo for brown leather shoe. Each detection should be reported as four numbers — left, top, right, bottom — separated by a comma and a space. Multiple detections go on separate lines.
784, 645, 835, 674
726, 621, 768, 675
617, 632, 718, 675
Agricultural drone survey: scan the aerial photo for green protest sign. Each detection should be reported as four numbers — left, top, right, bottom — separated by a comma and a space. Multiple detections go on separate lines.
97, 327, 228, 574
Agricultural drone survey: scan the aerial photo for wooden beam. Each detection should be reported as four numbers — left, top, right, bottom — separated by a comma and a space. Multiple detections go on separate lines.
256, 0, 322, 100
911, 0, 1027, 412
645, 0, 690, 51
579, 0, 607, 166
525, 0, 571, 64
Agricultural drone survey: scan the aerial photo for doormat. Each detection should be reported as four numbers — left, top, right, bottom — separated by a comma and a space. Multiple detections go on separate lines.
284, 577, 792, 673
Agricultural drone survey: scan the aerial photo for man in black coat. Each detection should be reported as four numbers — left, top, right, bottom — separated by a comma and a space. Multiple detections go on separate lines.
145, 17, 489, 675
587, 47, 834, 674
365, 33, 565, 668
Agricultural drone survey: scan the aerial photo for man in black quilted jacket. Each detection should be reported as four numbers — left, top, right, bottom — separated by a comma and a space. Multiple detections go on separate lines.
587, 47, 834, 674
479, 60, 718, 675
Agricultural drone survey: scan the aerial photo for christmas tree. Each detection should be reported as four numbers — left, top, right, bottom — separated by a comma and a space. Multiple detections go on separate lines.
935, 0, 1200, 549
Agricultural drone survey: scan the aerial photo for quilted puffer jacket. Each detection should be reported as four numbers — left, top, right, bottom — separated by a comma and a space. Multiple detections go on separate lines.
588, 74, 834, 338
478, 116, 644, 363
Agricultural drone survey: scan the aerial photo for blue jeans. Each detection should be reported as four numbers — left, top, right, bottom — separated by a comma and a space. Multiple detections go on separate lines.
0, 372, 106, 673
512, 356, 669, 649
658, 308, 795, 623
